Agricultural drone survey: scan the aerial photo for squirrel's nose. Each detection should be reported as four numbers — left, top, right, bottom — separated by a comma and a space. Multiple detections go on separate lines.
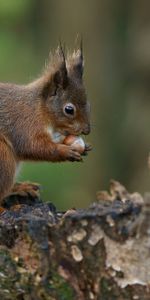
82, 124, 91, 135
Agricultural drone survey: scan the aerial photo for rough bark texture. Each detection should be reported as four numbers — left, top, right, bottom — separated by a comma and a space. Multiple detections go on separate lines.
0, 181, 150, 300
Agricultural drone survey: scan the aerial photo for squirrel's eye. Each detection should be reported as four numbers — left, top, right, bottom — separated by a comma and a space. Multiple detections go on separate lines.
63, 103, 76, 117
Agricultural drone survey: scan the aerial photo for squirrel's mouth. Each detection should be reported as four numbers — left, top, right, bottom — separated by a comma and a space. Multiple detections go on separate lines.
47, 124, 83, 144
57, 128, 82, 137
51, 130, 81, 144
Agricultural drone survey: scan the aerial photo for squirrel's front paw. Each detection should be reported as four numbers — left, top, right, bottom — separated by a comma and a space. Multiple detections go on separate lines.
68, 146, 83, 162
56, 144, 82, 162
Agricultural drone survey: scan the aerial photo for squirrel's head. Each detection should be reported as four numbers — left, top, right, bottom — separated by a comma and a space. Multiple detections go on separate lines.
40, 44, 91, 136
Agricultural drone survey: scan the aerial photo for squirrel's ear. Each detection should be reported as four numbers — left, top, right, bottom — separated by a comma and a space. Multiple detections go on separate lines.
42, 46, 68, 99
68, 42, 84, 80
52, 45, 68, 89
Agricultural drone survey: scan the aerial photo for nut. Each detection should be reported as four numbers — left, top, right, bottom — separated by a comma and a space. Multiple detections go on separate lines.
64, 135, 85, 153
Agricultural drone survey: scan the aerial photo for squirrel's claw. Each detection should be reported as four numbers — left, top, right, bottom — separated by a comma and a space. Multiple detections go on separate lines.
85, 143, 93, 151
82, 143, 92, 156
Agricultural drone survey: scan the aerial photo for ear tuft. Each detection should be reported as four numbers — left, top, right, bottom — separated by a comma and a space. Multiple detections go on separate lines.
67, 41, 84, 80
41, 45, 68, 99
72, 49, 84, 78
53, 44, 68, 89
53, 48, 68, 89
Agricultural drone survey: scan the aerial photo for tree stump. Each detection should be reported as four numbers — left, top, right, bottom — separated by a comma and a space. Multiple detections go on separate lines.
0, 181, 150, 300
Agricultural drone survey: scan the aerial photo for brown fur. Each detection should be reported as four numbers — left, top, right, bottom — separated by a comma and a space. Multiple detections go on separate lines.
0, 46, 91, 202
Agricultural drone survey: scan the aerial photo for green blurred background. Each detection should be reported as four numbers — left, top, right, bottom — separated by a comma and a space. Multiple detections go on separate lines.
0, 0, 149, 209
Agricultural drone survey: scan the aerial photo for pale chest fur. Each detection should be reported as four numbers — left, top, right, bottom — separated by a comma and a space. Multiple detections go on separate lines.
46, 125, 65, 144
15, 163, 22, 179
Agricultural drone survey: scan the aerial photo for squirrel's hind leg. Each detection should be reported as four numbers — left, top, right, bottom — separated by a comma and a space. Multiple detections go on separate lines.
11, 182, 40, 199
0, 135, 16, 203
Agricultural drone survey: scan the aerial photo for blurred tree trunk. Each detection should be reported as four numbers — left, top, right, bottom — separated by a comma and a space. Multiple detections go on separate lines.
125, 0, 150, 190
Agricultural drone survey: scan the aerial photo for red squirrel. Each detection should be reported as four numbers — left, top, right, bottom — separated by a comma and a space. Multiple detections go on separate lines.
0, 45, 91, 203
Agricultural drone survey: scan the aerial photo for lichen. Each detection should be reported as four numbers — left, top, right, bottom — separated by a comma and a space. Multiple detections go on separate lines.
67, 228, 87, 243
105, 235, 150, 288
71, 245, 83, 262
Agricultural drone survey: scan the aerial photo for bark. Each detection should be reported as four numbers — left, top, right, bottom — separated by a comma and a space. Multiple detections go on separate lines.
0, 181, 150, 300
